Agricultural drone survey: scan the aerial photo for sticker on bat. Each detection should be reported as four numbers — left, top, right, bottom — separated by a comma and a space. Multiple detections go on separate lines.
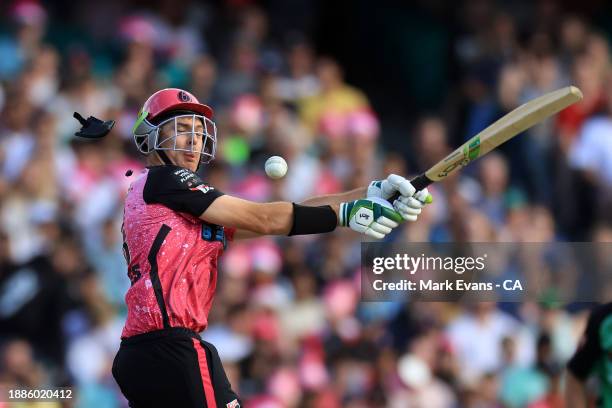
437, 136, 481, 178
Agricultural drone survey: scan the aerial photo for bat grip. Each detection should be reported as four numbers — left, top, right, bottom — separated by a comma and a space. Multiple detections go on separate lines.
389, 174, 432, 202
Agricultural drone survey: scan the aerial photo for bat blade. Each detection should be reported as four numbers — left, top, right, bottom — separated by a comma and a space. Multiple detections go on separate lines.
400, 86, 583, 196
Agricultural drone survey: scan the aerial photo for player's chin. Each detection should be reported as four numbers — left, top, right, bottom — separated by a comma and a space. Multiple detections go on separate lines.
181, 154, 199, 171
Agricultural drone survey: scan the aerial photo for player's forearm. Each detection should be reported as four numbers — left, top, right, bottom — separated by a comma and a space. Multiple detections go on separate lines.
224, 201, 339, 236
235, 202, 340, 239
299, 187, 366, 207
564, 371, 588, 408
234, 229, 264, 240
203, 196, 291, 235
204, 196, 340, 237
251, 201, 294, 235
234, 204, 340, 241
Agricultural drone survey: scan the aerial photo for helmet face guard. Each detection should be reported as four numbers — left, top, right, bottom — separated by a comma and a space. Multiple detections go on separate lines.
133, 110, 217, 165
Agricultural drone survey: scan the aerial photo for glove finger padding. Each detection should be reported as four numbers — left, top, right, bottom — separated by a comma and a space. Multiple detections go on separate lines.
387, 174, 416, 197
396, 196, 425, 209
394, 208, 418, 221
368, 221, 392, 235
394, 200, 422, 215
393, 197, 423, 221
414, 188, 432, 204
365, 228, 385, 240
376, 215, 400, 229
403, 214, 418, 222
395, 188, 432, 221
379, 205, 403, 224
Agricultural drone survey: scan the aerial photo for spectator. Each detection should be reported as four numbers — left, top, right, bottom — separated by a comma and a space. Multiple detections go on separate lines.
299, 58, 369, 135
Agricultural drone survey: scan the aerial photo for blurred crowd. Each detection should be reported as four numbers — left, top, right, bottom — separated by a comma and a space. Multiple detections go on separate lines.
0, 0, 611, 407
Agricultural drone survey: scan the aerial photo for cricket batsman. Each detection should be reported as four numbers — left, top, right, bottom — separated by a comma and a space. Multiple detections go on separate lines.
111, 88, 430, 407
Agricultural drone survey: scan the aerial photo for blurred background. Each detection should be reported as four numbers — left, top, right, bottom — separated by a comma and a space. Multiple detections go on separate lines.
0, 0, 611, 406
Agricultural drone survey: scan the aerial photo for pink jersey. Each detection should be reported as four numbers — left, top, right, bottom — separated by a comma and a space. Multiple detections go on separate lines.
120, 165, 234, 338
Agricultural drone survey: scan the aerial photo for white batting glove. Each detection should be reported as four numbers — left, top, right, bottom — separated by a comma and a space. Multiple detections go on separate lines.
367, 174, 432, 222
367, 174, 415, 200
338, 197, 403, 239
393, 188, 431, 221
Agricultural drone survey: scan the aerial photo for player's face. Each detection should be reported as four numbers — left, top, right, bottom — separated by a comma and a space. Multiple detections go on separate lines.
159, 116, 205, 172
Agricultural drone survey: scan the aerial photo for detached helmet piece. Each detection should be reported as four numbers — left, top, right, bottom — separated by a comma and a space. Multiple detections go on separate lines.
133, 88, 217, 164
73, 112, 115, 139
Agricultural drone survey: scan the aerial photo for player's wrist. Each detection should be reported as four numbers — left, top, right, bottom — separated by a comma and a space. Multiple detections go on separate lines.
330, 203, 341, 225
288, 203, 338, 236
338, 201, 350, 227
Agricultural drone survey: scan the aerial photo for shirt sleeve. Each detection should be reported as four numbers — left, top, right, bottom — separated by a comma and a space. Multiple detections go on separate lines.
567, 303, 612, 380
143, 166, 224, 217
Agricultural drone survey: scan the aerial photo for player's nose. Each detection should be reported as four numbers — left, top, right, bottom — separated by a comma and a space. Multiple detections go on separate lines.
188, 133, 203, 150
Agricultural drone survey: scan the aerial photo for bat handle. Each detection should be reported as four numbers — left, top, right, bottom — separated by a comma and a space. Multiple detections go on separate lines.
389, 174, 433, 202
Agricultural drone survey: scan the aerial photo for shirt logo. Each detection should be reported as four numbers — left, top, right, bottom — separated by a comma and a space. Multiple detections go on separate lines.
202, 223, 227, 249
189, 184, 213, 194
174, 169, 197, 183
226, 400, 240, 408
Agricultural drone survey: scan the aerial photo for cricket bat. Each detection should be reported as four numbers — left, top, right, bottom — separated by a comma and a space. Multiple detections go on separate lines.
392, 85, 583, 201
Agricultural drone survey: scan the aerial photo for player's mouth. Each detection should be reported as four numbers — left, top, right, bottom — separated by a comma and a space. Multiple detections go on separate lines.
183, 152, 197, 162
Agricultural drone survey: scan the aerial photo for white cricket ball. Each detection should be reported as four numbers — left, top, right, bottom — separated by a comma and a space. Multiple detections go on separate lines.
265, 156, 288, 179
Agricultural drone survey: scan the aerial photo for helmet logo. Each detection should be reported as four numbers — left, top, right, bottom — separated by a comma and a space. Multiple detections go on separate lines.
178, 91, 191, 102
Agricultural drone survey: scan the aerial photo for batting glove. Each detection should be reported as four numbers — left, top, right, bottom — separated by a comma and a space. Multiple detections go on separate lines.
367, 174, 432, 222
339, 197, 403, 239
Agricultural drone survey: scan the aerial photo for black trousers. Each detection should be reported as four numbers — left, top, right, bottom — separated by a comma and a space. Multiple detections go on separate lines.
112, 328, 242, 408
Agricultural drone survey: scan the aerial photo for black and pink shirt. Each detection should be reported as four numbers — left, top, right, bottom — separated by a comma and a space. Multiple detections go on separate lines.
120, 165, 234, 338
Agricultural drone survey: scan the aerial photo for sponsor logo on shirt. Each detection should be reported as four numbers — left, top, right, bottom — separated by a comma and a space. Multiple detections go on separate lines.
174, 169, 197, 183
190, 184, 214, 194
226, 400, 240, 408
